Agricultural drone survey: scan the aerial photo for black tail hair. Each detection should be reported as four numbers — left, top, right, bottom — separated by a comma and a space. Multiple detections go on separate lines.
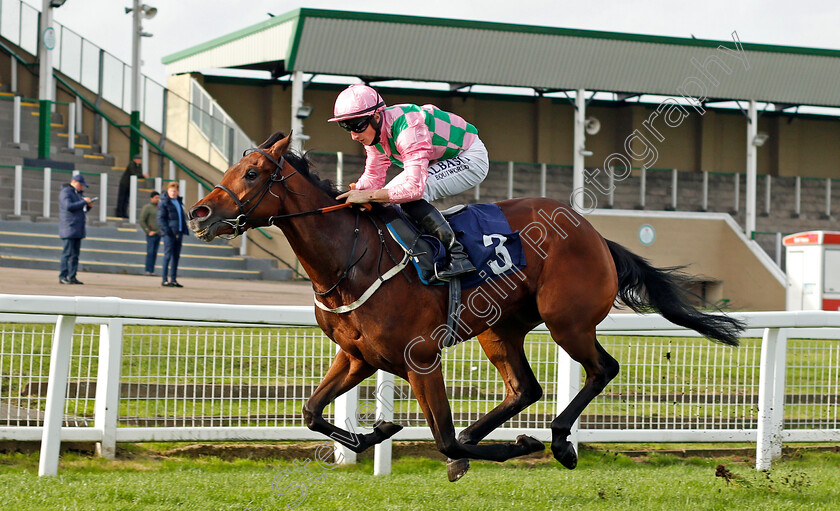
606, 240, 743, 346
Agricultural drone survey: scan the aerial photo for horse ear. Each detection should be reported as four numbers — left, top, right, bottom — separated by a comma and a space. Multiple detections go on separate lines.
269, 131, 293, 157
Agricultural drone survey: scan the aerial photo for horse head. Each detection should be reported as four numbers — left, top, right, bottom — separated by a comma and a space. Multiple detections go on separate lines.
189, 132, 294, 241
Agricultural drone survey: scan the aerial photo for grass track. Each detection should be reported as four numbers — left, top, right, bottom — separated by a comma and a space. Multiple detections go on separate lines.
1, 445, 839, 510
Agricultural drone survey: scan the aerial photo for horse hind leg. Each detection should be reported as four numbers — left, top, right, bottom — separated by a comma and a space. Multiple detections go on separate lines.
447, 324, 545, 481
407, 366, 545, 481
548, 328, 619, 469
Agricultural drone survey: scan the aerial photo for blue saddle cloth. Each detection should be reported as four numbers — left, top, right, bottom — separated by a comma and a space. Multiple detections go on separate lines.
386, 203, 526, 289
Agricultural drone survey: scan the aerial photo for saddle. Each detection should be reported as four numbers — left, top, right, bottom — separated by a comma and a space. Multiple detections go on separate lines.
384, 203, 526, 289
373, 203, 527, 348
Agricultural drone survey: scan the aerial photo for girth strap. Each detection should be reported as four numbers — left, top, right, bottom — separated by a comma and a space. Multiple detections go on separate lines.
314, 252, 411, 314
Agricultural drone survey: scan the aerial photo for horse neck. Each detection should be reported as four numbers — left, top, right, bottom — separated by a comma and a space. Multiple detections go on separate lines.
272, 178, 363, 285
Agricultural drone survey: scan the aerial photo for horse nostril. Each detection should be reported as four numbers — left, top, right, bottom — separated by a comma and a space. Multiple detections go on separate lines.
191, 205, 211, 220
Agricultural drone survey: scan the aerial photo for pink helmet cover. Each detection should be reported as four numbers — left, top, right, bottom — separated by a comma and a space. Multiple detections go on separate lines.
328, 84, 386, 122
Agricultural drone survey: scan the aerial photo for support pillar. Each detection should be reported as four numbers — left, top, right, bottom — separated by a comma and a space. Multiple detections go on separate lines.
572, 89, 586, 212
745, 99, 758, 240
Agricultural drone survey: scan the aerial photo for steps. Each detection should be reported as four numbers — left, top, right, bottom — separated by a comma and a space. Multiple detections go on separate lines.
0, 96, 115, 167
0, 163, 159, 222
0, 219, 292, 281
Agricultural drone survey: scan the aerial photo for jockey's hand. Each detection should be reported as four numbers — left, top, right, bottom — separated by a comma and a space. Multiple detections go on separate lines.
336, 189, 389, 204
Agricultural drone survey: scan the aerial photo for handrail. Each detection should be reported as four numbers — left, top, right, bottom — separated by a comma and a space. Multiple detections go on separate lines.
51, 73, 213, 192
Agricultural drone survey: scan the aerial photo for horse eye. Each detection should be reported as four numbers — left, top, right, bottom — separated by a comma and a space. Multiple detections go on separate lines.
245, 170, 258, 180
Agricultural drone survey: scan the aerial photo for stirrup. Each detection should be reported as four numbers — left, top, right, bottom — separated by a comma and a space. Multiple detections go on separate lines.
436, 257, 475, 280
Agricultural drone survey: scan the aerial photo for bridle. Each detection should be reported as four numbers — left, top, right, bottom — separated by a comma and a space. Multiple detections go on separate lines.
211, 147, 367, 239
209, 146, 391, 303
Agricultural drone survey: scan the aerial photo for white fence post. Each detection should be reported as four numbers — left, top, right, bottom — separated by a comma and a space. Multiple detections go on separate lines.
825, 178, 832, 218
540, 163, 547, 198
756, 327, 788, 470
10, 54, 17, 93
154, 177, 162, 194
197, 183, 205, 201
75, 96, 83, 134
794, 177, 801, 217
38, 314, 77, 477
43, 167, 51, 219
555, 347, 580, 456
13, 96, 21, 144
336, 152, 344, 189
13, 165, 22, 217
239, 234, 247, 256
67, 102, 75, 150
638, 167, 646, 209
765, 175, 772, 216
99, 172, 108, 223
670, 168, 678, 209
94, 319, 124, 459
168, 161, 176, 181
373, 370, 395, 476
507, 161, 514, 200
733, 173, 740, 213
701, 171, 709, 211
775, 232, 782, 268
129, 175, 138, 224
333, 347, 359, 465
142, 139, 150, 176
100, 116, 108, 154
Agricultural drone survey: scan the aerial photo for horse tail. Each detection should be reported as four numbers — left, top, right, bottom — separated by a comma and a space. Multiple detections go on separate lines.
605, 239, 743, 346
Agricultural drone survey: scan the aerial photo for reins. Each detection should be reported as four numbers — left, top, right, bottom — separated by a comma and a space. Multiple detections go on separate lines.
213, 147, 371, 237
212, 146, 397, 312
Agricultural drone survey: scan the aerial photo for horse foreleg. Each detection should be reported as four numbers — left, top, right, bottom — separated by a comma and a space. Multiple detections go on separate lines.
407, 367, 544, 482
303, 349, 402, 454
445, 327, 544, 481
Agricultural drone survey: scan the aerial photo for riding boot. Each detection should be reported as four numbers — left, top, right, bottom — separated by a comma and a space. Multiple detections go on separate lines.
402, 200, 476, 280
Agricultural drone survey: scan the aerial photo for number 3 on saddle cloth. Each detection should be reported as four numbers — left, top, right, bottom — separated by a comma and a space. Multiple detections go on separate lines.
385, 203, 527, 289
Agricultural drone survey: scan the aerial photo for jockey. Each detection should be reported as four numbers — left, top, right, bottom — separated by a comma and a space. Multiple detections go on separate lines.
332, 84, 489, 279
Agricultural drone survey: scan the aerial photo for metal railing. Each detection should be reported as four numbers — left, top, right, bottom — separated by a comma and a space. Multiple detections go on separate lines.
0, 0, 255, 169
2, 294, 840, 477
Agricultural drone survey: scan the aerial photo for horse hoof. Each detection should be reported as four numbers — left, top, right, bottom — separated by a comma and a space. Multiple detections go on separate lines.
447, 458, 470, 482
516, 435, 545, 454
552, 441, 578, 470
375, 421, 403, 440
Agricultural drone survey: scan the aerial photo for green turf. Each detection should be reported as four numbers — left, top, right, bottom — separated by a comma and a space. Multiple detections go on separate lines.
1, 445, 839, 510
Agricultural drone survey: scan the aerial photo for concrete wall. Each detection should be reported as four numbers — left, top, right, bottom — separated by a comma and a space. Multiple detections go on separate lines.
201, 76, 840, 178
586, 211, 785, 311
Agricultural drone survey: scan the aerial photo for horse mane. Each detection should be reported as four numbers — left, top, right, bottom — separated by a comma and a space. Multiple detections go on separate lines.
259, 131, 342, 200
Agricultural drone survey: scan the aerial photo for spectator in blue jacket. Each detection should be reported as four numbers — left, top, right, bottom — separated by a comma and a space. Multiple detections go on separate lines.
157, 181, 188, 287
58, 174, 94, 284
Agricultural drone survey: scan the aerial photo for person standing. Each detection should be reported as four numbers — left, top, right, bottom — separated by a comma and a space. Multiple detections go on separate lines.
116, 154, 148, 218
157, 182, 187, 287
58, 174, 94, 285
139, 191, 161, 276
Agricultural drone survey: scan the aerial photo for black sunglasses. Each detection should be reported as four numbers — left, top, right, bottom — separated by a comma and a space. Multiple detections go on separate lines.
338, 116, 373, 133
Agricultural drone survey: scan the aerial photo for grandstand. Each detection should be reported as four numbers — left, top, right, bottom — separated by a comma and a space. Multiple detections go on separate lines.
4, 6, 840, 308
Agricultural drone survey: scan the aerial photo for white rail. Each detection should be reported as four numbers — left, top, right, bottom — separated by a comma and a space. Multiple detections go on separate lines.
2, 294, 840, 477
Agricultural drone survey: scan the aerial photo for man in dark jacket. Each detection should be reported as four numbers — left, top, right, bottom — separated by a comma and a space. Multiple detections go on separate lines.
139, 191, 161, 275
157, 181, 188, 287
116, 154, 147, 218
59, 174, 94, 284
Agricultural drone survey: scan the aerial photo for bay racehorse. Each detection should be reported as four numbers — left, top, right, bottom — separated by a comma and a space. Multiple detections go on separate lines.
188, 132, 743, 481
